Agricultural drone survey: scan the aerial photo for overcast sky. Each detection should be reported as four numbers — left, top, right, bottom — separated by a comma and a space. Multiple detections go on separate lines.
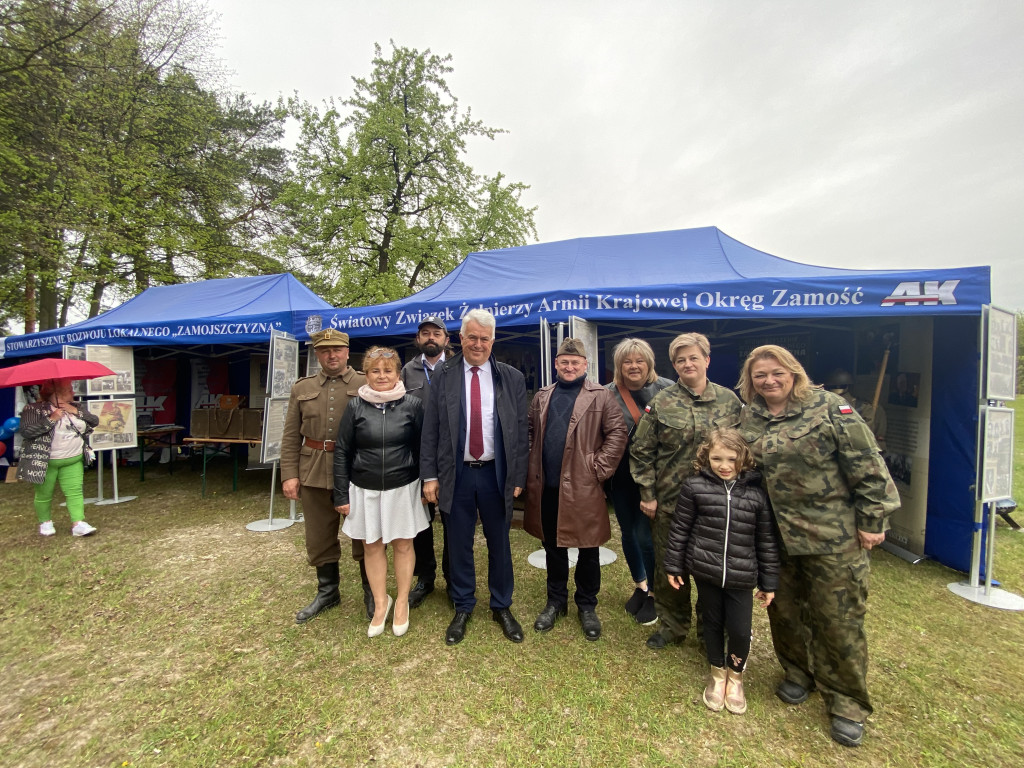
206, 0, 1024, 310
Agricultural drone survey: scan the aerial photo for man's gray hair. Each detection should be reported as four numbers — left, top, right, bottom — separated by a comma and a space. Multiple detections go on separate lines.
461, 308, 497, 336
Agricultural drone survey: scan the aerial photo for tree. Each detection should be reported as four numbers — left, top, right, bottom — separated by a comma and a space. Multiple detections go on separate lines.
280, 42, 536, 307
0, 0, 287, 334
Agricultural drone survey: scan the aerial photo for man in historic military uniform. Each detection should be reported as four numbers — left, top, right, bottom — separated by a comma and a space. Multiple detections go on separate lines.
400, 315, 451, 607
281, 328, 368, 624
824, 369, 887, 451
630, 332, 742, 650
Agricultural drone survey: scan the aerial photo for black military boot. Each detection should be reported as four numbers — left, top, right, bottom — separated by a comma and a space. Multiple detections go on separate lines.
359, 559, 375, 620
295, 562, 341, 624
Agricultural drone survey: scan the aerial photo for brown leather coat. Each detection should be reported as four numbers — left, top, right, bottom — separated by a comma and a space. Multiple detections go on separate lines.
525, 378, 628, 548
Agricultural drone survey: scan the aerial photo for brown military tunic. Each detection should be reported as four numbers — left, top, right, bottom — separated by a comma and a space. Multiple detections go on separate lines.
281, 366, 366, 566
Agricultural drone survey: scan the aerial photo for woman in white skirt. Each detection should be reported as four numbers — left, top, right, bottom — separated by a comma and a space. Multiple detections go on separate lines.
334, 346, 428, 637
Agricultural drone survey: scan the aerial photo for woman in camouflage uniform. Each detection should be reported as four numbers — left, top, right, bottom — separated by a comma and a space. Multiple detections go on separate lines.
737, 345, 899, 748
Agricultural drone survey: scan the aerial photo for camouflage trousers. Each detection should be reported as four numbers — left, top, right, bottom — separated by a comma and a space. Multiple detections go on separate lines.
651, 507, 693, 642
768, 547, 872, 722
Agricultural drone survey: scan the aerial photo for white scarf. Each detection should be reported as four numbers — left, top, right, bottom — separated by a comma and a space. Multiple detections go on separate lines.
357, 380, 407, 404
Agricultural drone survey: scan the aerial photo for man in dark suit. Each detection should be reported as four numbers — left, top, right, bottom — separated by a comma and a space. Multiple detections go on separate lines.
421, 309, 529, 645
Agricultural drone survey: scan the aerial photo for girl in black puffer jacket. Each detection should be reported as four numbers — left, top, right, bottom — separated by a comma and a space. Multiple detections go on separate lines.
665, 428, 780, 715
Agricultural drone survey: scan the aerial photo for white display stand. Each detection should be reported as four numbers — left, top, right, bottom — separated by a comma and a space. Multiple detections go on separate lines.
528, 547, 617, 569
246, 460, 294, 532
93, 450, 137, 505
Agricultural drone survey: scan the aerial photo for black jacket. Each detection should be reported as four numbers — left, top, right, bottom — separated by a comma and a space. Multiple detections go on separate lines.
664, 467, 780, 592
332, 394, 423, 505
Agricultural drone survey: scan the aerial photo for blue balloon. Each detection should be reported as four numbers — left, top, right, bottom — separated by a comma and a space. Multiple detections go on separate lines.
4, 416, 20, 432
0, 427, 11, 441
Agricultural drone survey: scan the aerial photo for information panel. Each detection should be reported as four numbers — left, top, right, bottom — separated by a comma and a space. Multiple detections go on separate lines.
980, 406, 1014, 502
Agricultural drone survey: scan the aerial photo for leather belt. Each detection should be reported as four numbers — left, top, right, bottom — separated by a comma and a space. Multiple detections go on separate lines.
304, 437, 335, 452
464, 459, 494, 468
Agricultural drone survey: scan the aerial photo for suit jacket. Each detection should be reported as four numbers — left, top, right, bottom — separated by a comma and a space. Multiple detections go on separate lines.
420, 352, 528, 520
524, 378, 628, 548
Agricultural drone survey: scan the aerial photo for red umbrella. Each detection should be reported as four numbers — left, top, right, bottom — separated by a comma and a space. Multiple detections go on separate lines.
0, 358, 116, 388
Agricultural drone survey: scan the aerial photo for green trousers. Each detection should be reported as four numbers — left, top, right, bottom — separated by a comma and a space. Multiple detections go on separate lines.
34, 455, 86, 524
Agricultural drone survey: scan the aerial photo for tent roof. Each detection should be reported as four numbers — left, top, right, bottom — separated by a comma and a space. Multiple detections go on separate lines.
2, 274, 331, 358
307, 226, 990, 338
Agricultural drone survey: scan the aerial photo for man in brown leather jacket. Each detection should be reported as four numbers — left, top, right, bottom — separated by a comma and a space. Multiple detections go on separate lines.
281, 329, 367, 624
524, 338, 627, 641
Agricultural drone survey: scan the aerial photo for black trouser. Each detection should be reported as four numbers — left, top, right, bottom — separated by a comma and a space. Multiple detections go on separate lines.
412, 501, 450, 587
695, 578, 752, 672
541, 486, 600, 610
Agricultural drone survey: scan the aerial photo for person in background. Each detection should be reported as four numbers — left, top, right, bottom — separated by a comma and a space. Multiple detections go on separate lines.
334, 346, 427, 637
824, 368, 887, 451
420, 309, 529, 646
605, 338, 673, 625
525, 338, 627, 641
664, 428, 779, 715
737, 344, 899, 748
400, 315, 451, 608
18, 378, 99, 537
630, 332, 742, 650
281, 329, 368, 625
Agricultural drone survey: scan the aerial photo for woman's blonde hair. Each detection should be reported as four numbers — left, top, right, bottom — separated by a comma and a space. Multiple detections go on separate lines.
668, 332, 710, 363
736, 344, 813, 404
611, 338, 658, 387
693, 428, 755, 474
363, 346, 400, 373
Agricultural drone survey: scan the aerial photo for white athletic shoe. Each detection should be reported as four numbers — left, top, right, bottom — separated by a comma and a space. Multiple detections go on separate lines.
39, 521, 56, 537
71, 521, 97, 537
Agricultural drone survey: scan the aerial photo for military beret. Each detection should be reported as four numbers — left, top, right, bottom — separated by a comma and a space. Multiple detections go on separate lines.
310, 328, 350, 348
556, 338, 587, 358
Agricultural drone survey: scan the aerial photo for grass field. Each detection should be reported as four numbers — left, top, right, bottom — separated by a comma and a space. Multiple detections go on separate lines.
2, 404, 1023, 767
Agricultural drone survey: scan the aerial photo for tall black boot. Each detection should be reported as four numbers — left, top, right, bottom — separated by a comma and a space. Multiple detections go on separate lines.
359, 559, 374, 620
295, 562, 341, 624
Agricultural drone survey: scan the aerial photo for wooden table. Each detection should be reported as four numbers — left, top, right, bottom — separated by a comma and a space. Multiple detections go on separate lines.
137, 425, 185, 481
183, 437, 262, 497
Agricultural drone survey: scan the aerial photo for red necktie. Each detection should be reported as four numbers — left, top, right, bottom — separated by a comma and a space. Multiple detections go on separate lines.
469, 366, 483, 460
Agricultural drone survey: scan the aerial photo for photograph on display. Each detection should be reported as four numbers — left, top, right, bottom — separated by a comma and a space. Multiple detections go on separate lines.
86, 399, 138, 451
63, 345, 88, 397
260, 399, 288, 464
268, 332, 299, 400
86, 345, 136, 396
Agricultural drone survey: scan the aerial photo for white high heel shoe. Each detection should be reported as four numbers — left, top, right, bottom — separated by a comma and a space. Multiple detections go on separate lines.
393, 600, 411, 637
368, 595, 393, 638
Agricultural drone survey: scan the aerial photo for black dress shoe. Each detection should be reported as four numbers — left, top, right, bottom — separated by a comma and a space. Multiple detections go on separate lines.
408, 579, 434, 609
533, 601, 567, 632
776, 679, 813, 705
578, 609, 602, 641
446, 611, 471, 645
491, 608, 524, 643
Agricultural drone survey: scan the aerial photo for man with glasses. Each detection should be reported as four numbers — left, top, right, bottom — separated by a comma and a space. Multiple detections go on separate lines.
421, 309, 529, 645
400, 316, 452, 607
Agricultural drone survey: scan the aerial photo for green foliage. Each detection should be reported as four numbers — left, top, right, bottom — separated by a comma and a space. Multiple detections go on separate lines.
0, 0, 287, 333
280, 42, 537, 307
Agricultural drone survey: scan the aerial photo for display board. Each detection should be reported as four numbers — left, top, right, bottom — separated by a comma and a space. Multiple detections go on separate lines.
260, 399, 288, 464
268, 331, 298, 400
86, 399, 138, 451
86, 345, 135, 396
980, 406, 1014, 502
984, 305, 1017, 401
62, 345, 88, 397
568, 315, 600, 384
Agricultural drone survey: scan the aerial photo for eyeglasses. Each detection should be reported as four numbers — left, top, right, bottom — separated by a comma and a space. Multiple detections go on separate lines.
365, 350, 397, 359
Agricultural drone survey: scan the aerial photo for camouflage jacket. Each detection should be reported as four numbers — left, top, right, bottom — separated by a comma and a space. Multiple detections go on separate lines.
738, 388, 900, 555
629, 380, 742, 510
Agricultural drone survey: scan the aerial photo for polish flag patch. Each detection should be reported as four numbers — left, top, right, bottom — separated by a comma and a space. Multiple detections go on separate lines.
644, 405, 652, 412
838, 404, 854, 414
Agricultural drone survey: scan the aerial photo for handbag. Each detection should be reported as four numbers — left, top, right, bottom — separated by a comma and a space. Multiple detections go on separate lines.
67, 418, 95, 467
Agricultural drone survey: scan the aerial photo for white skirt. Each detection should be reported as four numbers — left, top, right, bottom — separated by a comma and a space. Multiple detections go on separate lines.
342, 479, 428, 544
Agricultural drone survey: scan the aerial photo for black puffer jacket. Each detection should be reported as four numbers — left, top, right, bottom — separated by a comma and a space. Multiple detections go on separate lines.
664, 467, 780, 591
332, 394, 423, 505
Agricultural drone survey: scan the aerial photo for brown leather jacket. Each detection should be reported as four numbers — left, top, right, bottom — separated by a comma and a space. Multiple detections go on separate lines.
524, 378, 628, 548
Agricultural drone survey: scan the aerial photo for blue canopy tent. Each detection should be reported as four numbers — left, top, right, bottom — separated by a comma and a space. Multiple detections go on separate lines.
296, 227, 990, 573
1, 273, 331, 359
